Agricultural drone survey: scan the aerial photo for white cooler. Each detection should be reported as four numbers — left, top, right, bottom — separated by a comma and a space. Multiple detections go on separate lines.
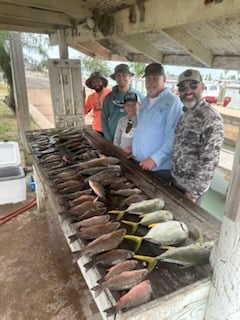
0, 141, 26, 205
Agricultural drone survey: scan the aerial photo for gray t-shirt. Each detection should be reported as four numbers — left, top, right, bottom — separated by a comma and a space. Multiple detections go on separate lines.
113, 115, 137, 150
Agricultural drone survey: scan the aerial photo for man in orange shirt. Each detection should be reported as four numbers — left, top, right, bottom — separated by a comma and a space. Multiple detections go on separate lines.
84, 71, 111, 134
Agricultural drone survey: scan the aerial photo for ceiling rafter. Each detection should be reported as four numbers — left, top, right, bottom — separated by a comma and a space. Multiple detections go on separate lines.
161, 26, 213, 67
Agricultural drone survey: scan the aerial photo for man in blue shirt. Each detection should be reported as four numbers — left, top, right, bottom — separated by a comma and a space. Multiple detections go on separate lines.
132, 63, 183, 182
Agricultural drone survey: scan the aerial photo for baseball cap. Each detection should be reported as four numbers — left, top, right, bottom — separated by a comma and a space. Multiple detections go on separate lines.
143, 63, 165, 77
177, 69, 202, 86
124, 92, 138, 103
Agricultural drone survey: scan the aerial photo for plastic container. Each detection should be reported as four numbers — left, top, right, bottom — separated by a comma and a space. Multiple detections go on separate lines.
0, 141, 26, 204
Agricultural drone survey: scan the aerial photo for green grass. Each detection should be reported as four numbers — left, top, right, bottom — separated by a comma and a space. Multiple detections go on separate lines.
0, 83, 39, 142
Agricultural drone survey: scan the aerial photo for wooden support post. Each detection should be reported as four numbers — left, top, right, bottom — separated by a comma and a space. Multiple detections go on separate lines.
9, 32, 31, 164
58, 29, 69, 59
205, 129, 240, 320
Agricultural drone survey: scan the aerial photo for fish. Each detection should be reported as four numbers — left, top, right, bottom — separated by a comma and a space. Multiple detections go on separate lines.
100, 259, 138, 283
110, 188, 142, 197
71, 214, 111, 229
60, 189, 93, 200
68, 221, 121, 242
78, 166, 107, 176
84, 165, 122, 184
109, 197, 165, 220
68, 200, 105, 214
121, 194, 149, 208
103, 280, 152, 317
91, 268, 149, 297
121, 209, 174, 233
124, 220, 189, 251
133, 243, 211, 272
69, 195, 97, 207
73, 156, 120, 170
71, 228, 126, 263
84, 249, 135, 272
88, 179, 105, 199
69, 207, 107, 222
55, 180, 82, 190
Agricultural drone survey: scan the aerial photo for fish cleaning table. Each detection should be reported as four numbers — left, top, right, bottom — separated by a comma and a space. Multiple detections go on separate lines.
26, 128, 221, 320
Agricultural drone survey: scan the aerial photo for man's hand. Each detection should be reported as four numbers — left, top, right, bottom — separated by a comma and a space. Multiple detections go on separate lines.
139, 158, 155, 171
184, 192, 197, 203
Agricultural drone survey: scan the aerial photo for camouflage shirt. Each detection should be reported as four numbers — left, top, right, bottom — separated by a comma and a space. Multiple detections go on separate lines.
171, 99, 224, 200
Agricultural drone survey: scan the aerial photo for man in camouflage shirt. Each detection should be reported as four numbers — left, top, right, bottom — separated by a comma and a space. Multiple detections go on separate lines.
171, 69, 224, 203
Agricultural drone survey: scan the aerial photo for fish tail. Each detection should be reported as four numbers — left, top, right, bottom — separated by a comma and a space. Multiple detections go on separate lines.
121, 220, 139, 233
104, 305, 118, 317
124, 234, 143, 251
84, 260, 94, 272
68, 234, 80, 243
108, 210, 125, 220
71, 251, 82, 264
91, 284, 102, 298
133, 254, 157, 272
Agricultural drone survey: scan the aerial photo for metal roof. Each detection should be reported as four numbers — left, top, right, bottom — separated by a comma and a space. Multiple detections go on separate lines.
1, 0, 240, 70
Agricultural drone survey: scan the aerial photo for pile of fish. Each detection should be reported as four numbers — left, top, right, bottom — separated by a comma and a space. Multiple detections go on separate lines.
26, 128, 212, 316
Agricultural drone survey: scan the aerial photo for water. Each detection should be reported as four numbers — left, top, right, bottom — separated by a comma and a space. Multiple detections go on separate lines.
201, 188, 225, 221
226, 88, 240, 109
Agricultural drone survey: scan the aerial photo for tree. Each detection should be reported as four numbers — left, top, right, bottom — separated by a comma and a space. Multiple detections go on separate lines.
0, 31, 15, 111
81, 56, 111, 77
0, 32, 49, 112
130, 62, 146, 78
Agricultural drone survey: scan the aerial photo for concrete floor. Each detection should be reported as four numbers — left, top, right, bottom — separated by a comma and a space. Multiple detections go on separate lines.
0, 193, 101, 320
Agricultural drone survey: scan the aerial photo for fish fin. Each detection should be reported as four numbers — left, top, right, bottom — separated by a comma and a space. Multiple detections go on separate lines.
108, 210, 125, 220
124, 235, 143, 251
161, 245, 176, 250
133, 255, 157, 273
71, 251, 82, 264
121, 220, 139, 233
68, 234, 79, 243
139, 213, 148, 218
148, 223, 158, 228
104, 305, 118, 317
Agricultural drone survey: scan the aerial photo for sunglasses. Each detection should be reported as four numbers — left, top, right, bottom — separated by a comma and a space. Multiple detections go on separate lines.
178, 81, 200, 92
125, 119, 133, 133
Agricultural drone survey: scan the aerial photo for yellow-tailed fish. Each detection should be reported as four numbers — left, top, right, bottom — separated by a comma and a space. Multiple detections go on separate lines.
121, 209, 174, 233
124, 220, 189, 251
109, 197, 165, 220
134, 243, 212, 272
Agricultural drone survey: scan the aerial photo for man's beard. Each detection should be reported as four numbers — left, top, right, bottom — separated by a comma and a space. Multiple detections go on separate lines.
181, 93, 199, 109
95, 85, 104, 92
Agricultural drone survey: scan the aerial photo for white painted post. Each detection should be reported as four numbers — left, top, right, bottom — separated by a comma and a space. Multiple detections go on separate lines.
205, 129, 240, 320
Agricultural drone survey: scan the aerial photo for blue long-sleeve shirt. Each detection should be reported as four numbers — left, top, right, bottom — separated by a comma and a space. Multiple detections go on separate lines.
132, 88, 183, 170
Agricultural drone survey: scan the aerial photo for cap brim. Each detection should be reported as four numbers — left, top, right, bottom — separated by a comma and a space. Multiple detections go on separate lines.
110, 72, 135, 80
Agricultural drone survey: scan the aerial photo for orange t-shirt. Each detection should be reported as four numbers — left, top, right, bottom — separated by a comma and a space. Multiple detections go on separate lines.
84, 88, 111, 132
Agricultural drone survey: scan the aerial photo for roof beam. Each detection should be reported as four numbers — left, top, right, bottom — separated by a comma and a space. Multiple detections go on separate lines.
0, 17, 58, 33
67, 0, 240, 43
0, 3, 73, 27
162, 26, 213, 67
1, 0, 91, 19
120, 34, 163, 63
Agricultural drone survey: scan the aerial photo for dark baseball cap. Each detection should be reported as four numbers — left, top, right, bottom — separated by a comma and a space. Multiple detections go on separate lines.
143, 63, 165, 77
124, 92, 138, 103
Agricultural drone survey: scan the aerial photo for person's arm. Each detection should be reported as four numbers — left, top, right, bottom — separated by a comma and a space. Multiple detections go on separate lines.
84, 94, 92, 115
101, 94, 113, 140
187, 115, 224, 199
113, 119, 122, 147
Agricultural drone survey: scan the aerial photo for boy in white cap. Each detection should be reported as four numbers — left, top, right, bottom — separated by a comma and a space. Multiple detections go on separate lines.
113, 92, 138, 155
171, 69, 224, 203
101, 64, 144, 140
